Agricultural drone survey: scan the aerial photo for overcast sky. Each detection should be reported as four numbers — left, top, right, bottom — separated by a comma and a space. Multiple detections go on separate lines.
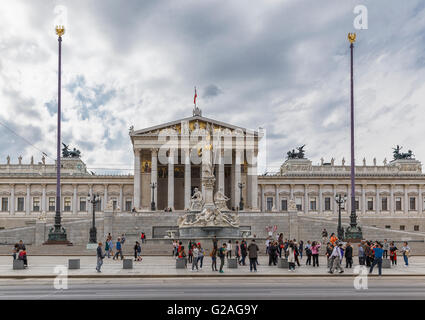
0, 0, 424, 174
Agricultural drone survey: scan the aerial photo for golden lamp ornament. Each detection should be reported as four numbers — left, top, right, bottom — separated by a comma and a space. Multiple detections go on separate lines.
348, 33, 356, 44
55, 25, 65, 37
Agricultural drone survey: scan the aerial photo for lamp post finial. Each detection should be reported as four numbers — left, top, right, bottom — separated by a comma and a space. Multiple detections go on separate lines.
55, 25, 65, 37
348, 33, 356, 44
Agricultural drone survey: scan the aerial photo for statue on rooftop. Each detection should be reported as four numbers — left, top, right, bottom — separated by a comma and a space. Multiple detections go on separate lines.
393, 145, 415, 160
62, 143, 81, 158
286, 145, 306, 159
6, 155, 10, 165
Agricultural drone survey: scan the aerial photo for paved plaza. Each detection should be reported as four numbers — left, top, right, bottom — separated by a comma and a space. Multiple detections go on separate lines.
1, 255, 424, 278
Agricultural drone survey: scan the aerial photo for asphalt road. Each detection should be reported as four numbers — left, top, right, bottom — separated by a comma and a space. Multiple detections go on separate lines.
0, 277, 424, 299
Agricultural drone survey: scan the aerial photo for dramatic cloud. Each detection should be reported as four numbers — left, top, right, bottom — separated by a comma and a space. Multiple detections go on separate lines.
0, 0, 424, 174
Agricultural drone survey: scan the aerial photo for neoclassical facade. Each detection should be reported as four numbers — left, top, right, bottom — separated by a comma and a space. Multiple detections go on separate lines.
0, 112, 424, 233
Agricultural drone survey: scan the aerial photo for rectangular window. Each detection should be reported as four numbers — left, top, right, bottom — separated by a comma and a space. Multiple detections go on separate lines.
281, 199, 287, 211
125, 200, 132, 212
49, 197, 56, 212
324, 197, 331, 211
414, 225, 419, 231
385, 225, 391, 229
1, 198, 8, 211
17, 197, 24, 212
266, 197, 273, 211
310, 198, 316, 211
396, 197, 402, 211
400, 225, 405, 231
111, 198, 118, 210
381, 197, 388, 211
295, 197, 302, 211
367, 197, 373, 211
64, 197, 71, 212
409, 197, 416, 210
33, 197, 40, 212
79, 198, 87, 212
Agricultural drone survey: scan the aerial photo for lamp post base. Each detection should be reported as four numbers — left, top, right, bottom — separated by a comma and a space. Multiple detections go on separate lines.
344, 225, 363, 242
89, 227, 97, 244
151, 202, 156, 211
44, 227, 72, 245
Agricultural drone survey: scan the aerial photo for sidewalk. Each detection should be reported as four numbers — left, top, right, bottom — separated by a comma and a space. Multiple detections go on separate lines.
1, 255, 424, 278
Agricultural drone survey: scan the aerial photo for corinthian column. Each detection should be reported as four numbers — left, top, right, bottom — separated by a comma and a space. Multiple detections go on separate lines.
184, 151, 191, 210
151, 148, 158, 208
134, 149, 141, 209
168, 149, 174, 210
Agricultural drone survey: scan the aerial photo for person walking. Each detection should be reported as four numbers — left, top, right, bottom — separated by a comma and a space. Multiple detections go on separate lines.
113, 237, 124, 260
211, 247, 218, 271
240, 240, 247, 266
389, 242, 398, 265
188, 243, 193, 264
105, 238, 111, 258
212, 236, 218, 250
311, 241, 321, 267
328, 242, 344, 274
227, 240, 233, 259
218, 243, 227, 273
344, 242, 353, 268
305, 241, 312, 266
278, 234, 284, 258
96, 242, 105, 272
401, 242, 410, 267
369, 242, 384, 276
287, 242, 296, 271
192, 244, 199, 271
329, 233, 338, 247
248, 239, 259, 272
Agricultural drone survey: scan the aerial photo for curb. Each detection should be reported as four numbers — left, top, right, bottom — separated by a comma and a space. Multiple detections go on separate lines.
1, 274, 424, 279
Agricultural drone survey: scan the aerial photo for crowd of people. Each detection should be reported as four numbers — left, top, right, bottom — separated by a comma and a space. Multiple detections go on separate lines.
172, 229, 412, 276
172, 236, 261, 273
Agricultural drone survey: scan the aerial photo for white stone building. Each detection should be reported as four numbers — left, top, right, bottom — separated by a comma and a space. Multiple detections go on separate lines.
0, 112, 424, 238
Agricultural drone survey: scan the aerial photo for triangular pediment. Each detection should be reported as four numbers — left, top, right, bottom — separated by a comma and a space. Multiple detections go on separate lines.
131, 115, 253, 137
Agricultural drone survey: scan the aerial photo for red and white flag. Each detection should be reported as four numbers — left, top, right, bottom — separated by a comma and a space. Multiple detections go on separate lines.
194, 87, 197, 105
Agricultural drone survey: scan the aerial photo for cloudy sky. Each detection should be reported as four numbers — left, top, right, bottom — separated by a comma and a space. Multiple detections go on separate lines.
0, 0, 424, 174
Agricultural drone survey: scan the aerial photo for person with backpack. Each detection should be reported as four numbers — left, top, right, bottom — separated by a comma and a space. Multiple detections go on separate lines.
240, 240, 247, 266
218, 243, 227, 273
248, 239, 259, 272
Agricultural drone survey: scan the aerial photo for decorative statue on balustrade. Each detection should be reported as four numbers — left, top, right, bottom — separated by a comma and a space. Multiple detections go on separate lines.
62, 143, 81, 158
286, 145, 306, 159
393, 145, 414, 160
190, 187, 203, 211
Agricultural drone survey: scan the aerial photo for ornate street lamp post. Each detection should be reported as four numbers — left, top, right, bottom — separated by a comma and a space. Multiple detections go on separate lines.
345, 33, 363, 241
45, 26, 70, 244
334, 194, 347, 240
238, 182, 245, 211
87, 193, 100, 243
150, 182, 157, 211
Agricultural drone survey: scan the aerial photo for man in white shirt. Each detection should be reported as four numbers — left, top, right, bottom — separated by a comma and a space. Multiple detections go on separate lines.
328, 242, 344, 274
